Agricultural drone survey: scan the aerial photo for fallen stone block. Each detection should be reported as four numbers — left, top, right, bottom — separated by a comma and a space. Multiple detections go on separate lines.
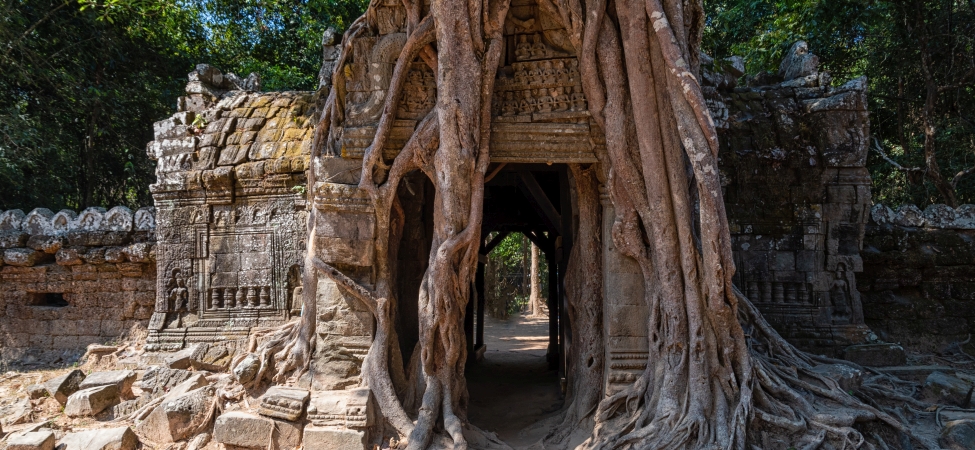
113, 395, 153, 418
302, 425, 366, 450
160, 374, 209, 402
941, 419, 975, 450
307, 388, 374, 429
27, 384, 48, 399
164, 346, 196, 370
213, 411, 274, 448
6, 430, 56, 450
923, 371, 974, 407
189, 343, 232, 372
258, 386, 310, 421
233, 353, 260, 384
64, 385, 120, 417
135, 386, 215, 444
43, 369, 85, 406
842, 343, 906, 367
58, 426, 138, 450
140, 367, 205, 397
78, 370, 136, 398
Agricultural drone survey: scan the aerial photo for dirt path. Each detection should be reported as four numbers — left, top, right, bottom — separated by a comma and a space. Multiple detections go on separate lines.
465, 313, 564, 447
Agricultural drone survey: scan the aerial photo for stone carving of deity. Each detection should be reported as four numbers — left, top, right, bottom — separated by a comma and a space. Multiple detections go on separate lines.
518, 90, 534, 115
527, 62, 541, 85
514, 65, 527, 85
829, 263, 864, 325
570, 86, 587, 111
537, 89, 553, 112
515, 35, 531, 60
553, 87, 569, 111
542, 61, 556, 84
567, 59, 579, 83
529, 34, 545, 58
502, 91, 518, 116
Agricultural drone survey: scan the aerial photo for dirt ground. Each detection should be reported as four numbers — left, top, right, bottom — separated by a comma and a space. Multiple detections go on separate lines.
465, 313, 565, 448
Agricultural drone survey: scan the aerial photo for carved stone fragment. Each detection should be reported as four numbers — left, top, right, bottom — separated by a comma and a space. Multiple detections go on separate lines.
258, 386, 311, 422
306, 388, 374, 429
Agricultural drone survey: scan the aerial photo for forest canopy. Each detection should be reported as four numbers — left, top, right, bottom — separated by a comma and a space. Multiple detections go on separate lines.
0, 0, 972, 210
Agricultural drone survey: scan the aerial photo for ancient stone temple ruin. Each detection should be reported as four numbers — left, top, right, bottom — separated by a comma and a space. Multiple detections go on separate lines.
145, 70, 315, 350
5, 3, 975, 449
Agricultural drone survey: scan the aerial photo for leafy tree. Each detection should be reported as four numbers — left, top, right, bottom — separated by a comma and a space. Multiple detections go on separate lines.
0, 0, 366, 211
704, 0, 975, 207
0, 0, 202, 210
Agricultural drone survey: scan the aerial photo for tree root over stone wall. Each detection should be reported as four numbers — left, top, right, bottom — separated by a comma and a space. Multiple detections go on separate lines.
234, 0, 941, 448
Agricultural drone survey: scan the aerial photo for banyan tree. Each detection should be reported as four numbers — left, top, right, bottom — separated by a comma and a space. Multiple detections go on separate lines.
243, 0, 936, 448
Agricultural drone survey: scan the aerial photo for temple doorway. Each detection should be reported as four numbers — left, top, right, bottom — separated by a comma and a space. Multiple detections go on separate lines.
464, 164, 573, 442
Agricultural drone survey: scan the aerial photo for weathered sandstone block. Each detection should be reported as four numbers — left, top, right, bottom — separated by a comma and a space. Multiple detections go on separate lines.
64, 385, 120, 417
58, 426, 138, 450
43, 369, 85, 405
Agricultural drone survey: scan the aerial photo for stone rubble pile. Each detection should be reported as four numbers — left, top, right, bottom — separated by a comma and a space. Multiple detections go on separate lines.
0, 343, 377, 450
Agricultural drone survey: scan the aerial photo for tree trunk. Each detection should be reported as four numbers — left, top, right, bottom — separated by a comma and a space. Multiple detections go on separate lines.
913, 0, 958, 206
529, 241, 543, 317
246, 0, 940, 448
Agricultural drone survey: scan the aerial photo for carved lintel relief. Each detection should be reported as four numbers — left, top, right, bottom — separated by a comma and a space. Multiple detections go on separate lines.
345, 33, 408, 127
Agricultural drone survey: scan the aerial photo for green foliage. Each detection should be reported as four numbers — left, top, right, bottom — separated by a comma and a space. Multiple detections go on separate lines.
703, 0, 875, 79
0, 0, 366, 211
485, 232, 549, 318
0, 0, 196, 210
705, 0, 975, 207
865, 1, 975, 206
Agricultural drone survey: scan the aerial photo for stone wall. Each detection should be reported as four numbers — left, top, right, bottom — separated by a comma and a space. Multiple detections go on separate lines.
146, 64, 315, 351
859, 204, 975, 352
0, 207, 156, 366
705, 47, 874, 355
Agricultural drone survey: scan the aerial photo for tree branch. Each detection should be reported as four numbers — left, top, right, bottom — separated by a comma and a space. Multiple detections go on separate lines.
952, 166, 975, 188
3, 1, 71, 59
872, 137, 923, 173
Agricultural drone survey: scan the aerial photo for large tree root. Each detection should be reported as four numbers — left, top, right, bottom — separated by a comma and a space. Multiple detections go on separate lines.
289, 0, 942, 448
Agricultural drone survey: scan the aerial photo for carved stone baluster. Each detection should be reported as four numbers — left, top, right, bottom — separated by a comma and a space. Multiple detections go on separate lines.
238, 287, 247, 308
773, 282, 784, 303
246, 287, 258, 308
785, 283, 797, 303
747, 281, 759, 300
260, 287, 271, 308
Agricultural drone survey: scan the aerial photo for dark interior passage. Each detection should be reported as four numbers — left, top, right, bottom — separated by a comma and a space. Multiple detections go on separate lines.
465, 163, 573, 442
466, 314, 562, 445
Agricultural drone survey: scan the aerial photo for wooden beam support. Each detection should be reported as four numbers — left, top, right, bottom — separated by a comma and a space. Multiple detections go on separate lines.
482, 230, 511, 254
517, 170, 562, 234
